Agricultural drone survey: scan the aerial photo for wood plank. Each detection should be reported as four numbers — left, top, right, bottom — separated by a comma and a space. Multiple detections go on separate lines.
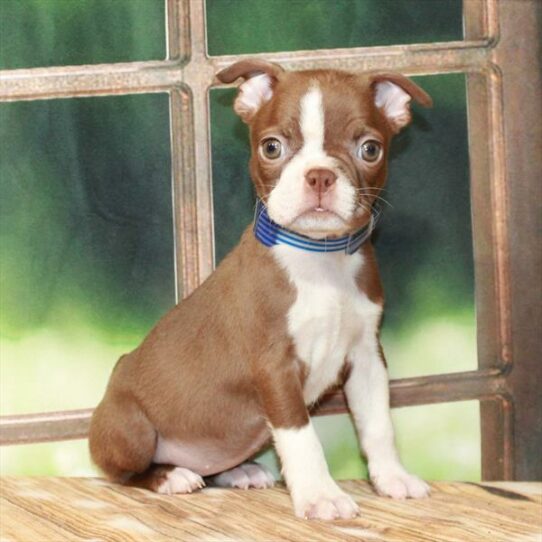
1, 478, 540, 542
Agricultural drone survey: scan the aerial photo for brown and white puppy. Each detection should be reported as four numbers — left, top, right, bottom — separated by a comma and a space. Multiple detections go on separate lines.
89, 59, 432, 520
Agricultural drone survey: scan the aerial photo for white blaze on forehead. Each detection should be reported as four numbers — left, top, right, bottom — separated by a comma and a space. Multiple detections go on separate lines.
266, 83, 357, 234
299, 86, 325, 152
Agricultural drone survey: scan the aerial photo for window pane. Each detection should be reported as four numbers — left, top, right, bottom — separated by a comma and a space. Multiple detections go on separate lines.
379, 74, 475, 379
211, 88, 252, 264
0, 0, 166, 70
0, 440, 97, 476
0, 95, 174, 416
207, 0, 463, 56
210, 73, 475, 378
318, 401, 481, 481
390, 401, 481, 481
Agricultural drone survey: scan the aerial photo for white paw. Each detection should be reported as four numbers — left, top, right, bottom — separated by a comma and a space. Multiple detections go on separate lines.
210, 462, 275, 490
294, 489, 360, 520
156, 467, 205, 495
370, 466, 430, 499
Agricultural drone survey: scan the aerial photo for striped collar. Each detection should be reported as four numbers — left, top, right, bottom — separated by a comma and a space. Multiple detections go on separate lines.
253, 200, 380, 254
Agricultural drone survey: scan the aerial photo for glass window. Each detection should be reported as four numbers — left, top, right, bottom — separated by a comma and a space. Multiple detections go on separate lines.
207, 0, 463, 56
0, 440, 96, 476
319, 401, 481, 481
391, 401, 481, 481
0, 94, 174, 416
0, 0, 166, 70
210, 88, 253, 264
379, 74, 475, 379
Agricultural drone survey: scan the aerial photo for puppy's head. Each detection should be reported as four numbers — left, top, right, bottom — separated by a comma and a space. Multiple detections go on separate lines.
217, 59, 432, 238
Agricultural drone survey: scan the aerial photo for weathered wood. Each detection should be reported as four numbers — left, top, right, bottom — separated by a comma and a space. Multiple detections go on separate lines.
0, 478, 540, 542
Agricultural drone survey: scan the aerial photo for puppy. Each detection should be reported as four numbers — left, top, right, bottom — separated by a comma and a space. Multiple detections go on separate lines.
89, 59, 432, 520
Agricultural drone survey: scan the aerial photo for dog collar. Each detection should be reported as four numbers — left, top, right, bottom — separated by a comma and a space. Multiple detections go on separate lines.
253, 200, 381, 254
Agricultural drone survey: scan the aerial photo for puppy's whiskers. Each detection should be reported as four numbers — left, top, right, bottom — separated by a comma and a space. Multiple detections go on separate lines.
355, 188, 393, 209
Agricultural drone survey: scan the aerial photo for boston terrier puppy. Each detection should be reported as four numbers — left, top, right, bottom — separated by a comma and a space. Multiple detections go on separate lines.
89, 59, 432, 520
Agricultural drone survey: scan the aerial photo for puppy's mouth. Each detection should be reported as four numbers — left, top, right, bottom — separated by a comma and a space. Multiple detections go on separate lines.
288, 205, 351, 238
301, 205, 340, 218
314, 206, 332, 213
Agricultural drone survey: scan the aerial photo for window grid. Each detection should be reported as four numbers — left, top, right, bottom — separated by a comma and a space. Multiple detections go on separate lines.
1, 0, 539, 482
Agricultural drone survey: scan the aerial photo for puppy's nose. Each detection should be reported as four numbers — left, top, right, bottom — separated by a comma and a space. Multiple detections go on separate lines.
305, 168, 337, 193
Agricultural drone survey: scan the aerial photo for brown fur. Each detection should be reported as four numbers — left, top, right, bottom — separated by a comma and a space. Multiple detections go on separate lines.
89, 231, 298, 482
89, 60, 429, 490
128, 464, 179, 492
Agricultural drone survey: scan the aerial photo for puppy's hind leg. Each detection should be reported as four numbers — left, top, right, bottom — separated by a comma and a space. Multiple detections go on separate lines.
89, 392, 206, 495
130, 464, 205, 494
206, 461, 275, 490
89, 392, 156, 484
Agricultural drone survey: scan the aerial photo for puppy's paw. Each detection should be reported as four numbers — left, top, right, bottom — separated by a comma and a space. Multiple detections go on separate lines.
294, 489, 360, 520
156, 467, 205, 495
209, 462, 275, 490
370, 466, 430, 499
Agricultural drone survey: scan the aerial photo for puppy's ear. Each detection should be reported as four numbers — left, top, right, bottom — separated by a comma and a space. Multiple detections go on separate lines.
216, 59, 284, 123
370, 73, 432, 133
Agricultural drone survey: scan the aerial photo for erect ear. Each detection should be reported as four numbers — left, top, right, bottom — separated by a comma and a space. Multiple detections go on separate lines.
216, 59, 284, 123
370, 72, 433, 133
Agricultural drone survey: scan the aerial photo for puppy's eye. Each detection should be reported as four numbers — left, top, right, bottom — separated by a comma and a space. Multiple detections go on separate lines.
261, 138, 283, 160
357, 140, 382, 163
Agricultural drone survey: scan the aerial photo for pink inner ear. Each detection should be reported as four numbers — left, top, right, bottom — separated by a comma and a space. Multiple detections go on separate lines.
374, 81, 412, 131
234, 73, 274, 121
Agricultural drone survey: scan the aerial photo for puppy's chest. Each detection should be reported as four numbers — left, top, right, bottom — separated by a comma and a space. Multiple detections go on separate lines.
272, 247, 371, 405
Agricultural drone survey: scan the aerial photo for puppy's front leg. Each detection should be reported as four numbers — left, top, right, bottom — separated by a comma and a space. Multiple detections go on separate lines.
256, 358, 359, 520
345, 326, 430, 499
274, 421, 360, 520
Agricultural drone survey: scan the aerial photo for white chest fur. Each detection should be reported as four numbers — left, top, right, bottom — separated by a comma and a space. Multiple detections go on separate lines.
272, 246, 380, 405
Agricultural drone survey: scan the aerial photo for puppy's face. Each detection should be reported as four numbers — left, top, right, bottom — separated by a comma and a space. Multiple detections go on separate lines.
217, 61, 432, 238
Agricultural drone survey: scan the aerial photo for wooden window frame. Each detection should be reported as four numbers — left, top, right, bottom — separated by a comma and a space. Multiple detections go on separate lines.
1, 0, 540, 481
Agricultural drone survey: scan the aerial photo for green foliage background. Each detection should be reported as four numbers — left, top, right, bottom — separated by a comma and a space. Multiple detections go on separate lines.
0, 0, 479, 481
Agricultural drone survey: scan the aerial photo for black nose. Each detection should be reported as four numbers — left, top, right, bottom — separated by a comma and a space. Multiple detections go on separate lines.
305, 168, 337, 193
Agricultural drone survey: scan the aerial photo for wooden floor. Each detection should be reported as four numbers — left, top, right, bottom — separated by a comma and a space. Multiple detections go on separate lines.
0, 478, 540, 542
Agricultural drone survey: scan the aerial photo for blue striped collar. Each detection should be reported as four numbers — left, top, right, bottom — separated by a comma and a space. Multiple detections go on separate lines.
253, 200, 380, 254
